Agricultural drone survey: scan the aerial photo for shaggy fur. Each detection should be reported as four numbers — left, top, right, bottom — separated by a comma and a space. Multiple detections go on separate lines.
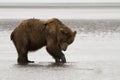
11, 18, 76, 64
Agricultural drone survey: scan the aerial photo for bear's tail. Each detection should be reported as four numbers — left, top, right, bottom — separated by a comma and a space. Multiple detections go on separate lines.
10, 31, 14, 40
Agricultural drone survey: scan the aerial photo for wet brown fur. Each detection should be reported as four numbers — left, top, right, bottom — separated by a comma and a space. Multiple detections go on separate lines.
11, 18, 76, 64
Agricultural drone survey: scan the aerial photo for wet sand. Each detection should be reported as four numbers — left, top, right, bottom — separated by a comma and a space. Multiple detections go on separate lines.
0, 19, 120, 80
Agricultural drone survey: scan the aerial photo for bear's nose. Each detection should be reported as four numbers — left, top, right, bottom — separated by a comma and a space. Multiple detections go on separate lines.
63, 48, 67, 51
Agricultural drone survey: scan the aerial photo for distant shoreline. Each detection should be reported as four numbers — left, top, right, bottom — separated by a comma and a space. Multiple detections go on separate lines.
0, 3, 120, 19
0, 3, 120, 8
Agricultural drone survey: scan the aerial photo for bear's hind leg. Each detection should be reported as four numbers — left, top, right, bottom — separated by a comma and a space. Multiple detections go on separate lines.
17, 52, 28, 64
15, 43, 34, 65
17, 49, 34, 64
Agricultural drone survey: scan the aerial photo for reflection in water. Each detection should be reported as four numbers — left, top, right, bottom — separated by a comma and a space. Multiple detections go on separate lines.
14, 62, 73, 68
13, 62, 95, 72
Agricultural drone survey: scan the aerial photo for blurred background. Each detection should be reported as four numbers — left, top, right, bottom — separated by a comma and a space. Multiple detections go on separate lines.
0, 1, 120, 80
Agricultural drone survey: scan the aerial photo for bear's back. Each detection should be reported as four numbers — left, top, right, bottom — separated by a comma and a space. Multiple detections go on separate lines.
17, 19, 45, 31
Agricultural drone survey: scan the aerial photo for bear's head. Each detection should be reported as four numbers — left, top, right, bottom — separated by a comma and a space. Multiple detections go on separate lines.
45, 18, 76, 51
58, 27, 76, 51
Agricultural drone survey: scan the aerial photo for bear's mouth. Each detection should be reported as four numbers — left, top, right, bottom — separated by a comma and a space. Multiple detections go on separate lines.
60, 43, 69, 51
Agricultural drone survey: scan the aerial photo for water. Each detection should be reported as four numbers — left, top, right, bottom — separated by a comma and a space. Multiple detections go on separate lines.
1, 8, 120, 19
0, 19, 120, 80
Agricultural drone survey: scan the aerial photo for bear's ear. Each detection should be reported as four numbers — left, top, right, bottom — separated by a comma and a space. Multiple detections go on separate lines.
74, 31, 77, 36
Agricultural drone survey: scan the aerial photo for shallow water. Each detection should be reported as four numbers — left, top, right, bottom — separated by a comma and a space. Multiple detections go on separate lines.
0, 61, 120, 80
0, 19, 120, 80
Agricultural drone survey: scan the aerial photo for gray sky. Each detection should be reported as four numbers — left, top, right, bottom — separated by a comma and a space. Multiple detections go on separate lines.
0, 0, 120, 3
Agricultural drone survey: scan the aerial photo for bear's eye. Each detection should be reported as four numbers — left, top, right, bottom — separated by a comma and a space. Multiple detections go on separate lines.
60, 33, 72, 43
62, 36, 70, 43
66, 34, 72, 39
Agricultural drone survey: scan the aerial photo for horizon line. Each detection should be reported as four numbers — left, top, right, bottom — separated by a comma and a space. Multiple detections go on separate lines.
0, 3, 120, 8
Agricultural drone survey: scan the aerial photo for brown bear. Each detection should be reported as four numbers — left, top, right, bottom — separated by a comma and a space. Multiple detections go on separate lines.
10, 18, 76, 64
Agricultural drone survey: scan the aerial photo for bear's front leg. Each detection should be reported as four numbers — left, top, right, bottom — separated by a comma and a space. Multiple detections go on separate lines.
55, 58, 61, 63
55, 54, 66, 63
46, 46, 66, 63
55, 52, 66, 63
46, 36, 66, 63
60, 54, 66, 63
